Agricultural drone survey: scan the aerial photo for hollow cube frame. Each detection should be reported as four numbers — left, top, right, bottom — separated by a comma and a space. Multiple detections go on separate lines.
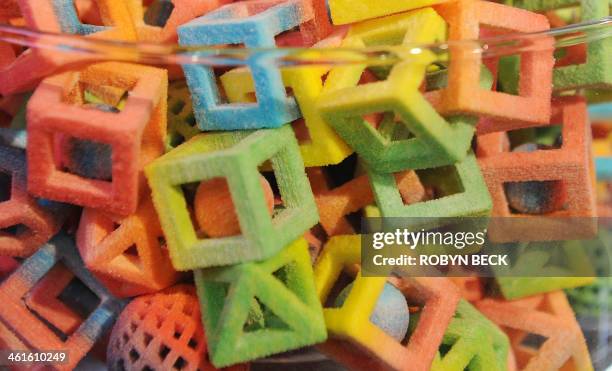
476, 96, 596, 220
320, 59, 479, 172
177, 0, 312, 131
16, 0, 135, 37
475, 291, 592, 371
314, 235, 461, 371
368, 153, 492, 218
221, 65, 353, 167
0, 234, 126, 371
76, 197, 180, 298
145, 125, 318, 270
431, 0, 554, 125
129, 0, 233, 43
0, 0, 140, 96
504, 0, 611, 90
194, 238, 327, 367
430, 300, 510, 371
23, 264, 87, 337
27, 62, 167, 216
48, 0, 137, 38
0, 145, 60, 257
318, 9, 477, 172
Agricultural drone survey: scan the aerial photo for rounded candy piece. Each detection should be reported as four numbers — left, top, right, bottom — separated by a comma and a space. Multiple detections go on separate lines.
504, 143, 565, 214
335, 282, 410, 342
194, 175, 275, 238
107, 285, 248, 371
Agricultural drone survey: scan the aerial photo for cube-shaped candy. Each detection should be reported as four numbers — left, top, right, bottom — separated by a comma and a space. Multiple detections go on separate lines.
27, 62, 167, 216
129, 0, 232, 42
314, 235, 461, 371
430, 300, 510, 371
368, 153, 492, 218
145, 125, 318, 270
431, 0, 554, 126
0, 145, 63, 257
194, 238, 327, 367
221, 65, 353, 167
318, 9, 475, 172
18, 0, 138, 39
0, 234, 126, 370
177, 0, 315, 131
309, 167, 425, 236
76, 196, 181, 298
23, 264, 92, 337
476, 96, 596, 221
320, 59, 479, 172
503, 0, 611, 90
476, 291, 592, 371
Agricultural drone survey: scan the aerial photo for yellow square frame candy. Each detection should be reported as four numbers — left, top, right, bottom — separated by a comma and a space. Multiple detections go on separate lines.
313, 235, 461, 371
328, 0, 452, 25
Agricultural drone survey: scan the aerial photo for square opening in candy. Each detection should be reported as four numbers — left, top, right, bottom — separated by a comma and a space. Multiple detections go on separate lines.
321, 153, 358, 189
503, 180, 567, 215
394, 170, 427, 206
144, 0, 176, 28
57, 276, 101, 321
363, 111, 416, 144
56, 135, 114, 182
0, 170, 11, 202
260, 170, 286, 216
81, 84, 128, 110
0, 223, 30, 238
275, 26, 303, 47
519, 332, 549, 351
425, 62, 450, 91
495, 55, 522, 96
507, 125, 563, 151
416, 165, 465, 202
72, 0, 106, 28
325, 269, 357, 308
23, 263, 101, 342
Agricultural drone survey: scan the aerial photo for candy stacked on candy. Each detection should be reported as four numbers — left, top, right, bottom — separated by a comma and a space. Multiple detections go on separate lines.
0, 0, 610, 370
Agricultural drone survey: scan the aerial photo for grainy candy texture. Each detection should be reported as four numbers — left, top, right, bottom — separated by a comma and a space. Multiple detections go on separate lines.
0, 0, 607, 370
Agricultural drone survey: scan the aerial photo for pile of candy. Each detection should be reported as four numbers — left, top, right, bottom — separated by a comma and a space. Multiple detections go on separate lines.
0, 0, 611, 370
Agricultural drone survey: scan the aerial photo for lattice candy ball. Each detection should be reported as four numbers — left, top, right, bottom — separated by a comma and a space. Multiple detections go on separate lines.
107, 285, 248, 371
335, 282, 410, 342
